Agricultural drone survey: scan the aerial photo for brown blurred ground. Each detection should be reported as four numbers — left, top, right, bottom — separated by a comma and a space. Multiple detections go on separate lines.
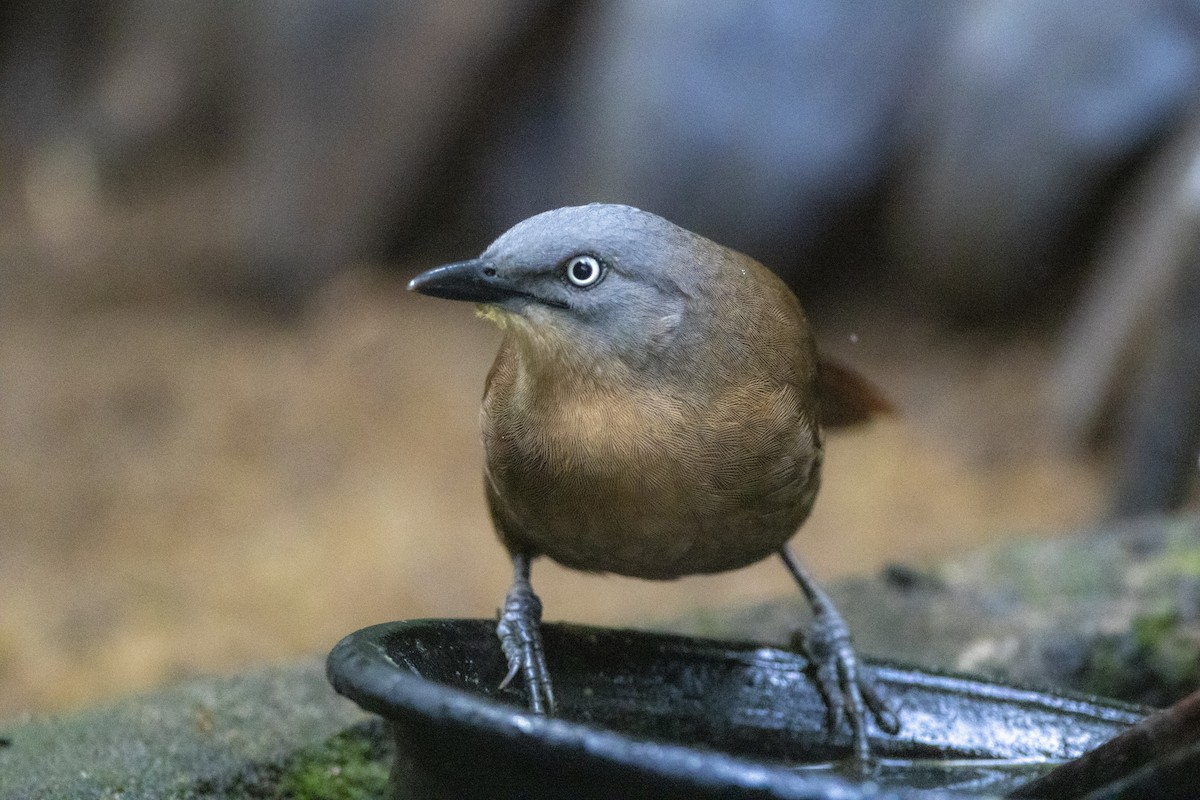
0, 267, 1108, 718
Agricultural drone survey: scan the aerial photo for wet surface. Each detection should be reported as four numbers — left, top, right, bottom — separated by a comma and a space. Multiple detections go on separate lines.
798, 758, 1057, 795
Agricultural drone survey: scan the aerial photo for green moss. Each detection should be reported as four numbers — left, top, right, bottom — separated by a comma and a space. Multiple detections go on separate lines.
271, 722, 390, 800
1158, 525, 1200, 576
1079, 610, 1200, 707
968, 534, 1124, 608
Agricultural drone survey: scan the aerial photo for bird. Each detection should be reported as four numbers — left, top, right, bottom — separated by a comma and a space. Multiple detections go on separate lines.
407, 203, 899, 761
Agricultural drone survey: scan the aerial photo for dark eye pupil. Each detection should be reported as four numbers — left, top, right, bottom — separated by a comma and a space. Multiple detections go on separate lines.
572, 261, 593, 281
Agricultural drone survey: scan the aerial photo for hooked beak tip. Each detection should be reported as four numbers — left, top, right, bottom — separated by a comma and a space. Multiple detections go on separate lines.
406, 262, 468, 298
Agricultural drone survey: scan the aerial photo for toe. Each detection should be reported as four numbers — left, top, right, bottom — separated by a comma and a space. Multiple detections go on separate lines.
860, 675, 901, 735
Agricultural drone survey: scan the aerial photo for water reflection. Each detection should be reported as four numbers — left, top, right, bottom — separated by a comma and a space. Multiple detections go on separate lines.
794, 756, 1061, 794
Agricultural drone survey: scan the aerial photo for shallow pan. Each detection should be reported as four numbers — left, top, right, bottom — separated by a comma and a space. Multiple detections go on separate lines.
327, 619, 1145, 799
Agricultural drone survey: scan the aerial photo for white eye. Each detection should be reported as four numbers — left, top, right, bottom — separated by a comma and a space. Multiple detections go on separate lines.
565, 255, 604, 287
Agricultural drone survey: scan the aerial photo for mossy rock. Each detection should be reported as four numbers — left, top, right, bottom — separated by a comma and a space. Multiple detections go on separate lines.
267, 721, 390, 800
0, 660, 383, 799
667, 514, 1200, 707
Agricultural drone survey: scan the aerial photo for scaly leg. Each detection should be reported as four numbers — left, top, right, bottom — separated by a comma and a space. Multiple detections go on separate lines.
496, 552, 554, 714
780, 546, 899, 762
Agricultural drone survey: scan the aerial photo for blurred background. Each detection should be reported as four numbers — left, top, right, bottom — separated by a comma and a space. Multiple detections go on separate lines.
3, 0, 1200, 719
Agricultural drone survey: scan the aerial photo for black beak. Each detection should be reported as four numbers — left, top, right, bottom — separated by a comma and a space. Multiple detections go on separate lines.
407, 259, 568, 309
407, 259, 507, 303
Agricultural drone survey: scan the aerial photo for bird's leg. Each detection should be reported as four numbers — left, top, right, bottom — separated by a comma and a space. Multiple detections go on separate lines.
780, 546, 899, 762
496, 552, 555, 714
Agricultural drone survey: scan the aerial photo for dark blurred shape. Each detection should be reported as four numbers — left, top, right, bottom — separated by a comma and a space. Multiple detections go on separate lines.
1112, 243, 1200, 515
229, 0, 581, 306
1051, 116, 1200, 515
0, 0, 577, 307
891, 0, 1200, 312
483, 0, 1200, 311
5, 0, 1200, 311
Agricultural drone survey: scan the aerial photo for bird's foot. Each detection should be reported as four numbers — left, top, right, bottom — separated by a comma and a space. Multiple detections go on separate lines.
796, 610, 900, 764
496, 578, 555, 714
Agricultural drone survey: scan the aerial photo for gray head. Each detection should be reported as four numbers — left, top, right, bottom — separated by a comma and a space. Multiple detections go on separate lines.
408, 204, 724, 365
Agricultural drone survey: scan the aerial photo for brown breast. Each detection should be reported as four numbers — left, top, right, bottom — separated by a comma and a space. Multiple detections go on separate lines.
482, 348, 822, 579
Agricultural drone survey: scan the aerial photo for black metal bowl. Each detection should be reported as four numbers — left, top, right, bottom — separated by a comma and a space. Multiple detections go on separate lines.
326, 619, 1145, 799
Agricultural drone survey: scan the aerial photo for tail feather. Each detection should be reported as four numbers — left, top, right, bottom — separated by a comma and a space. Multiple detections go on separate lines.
817, 356, 895, 428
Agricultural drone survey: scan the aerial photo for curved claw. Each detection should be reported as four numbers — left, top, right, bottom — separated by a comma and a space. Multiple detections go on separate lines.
781, 547, 899, 762
497, 650, 521, 691
861, 675, 901, 736
496, 558, 555, 714
800, 606, 899, 762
